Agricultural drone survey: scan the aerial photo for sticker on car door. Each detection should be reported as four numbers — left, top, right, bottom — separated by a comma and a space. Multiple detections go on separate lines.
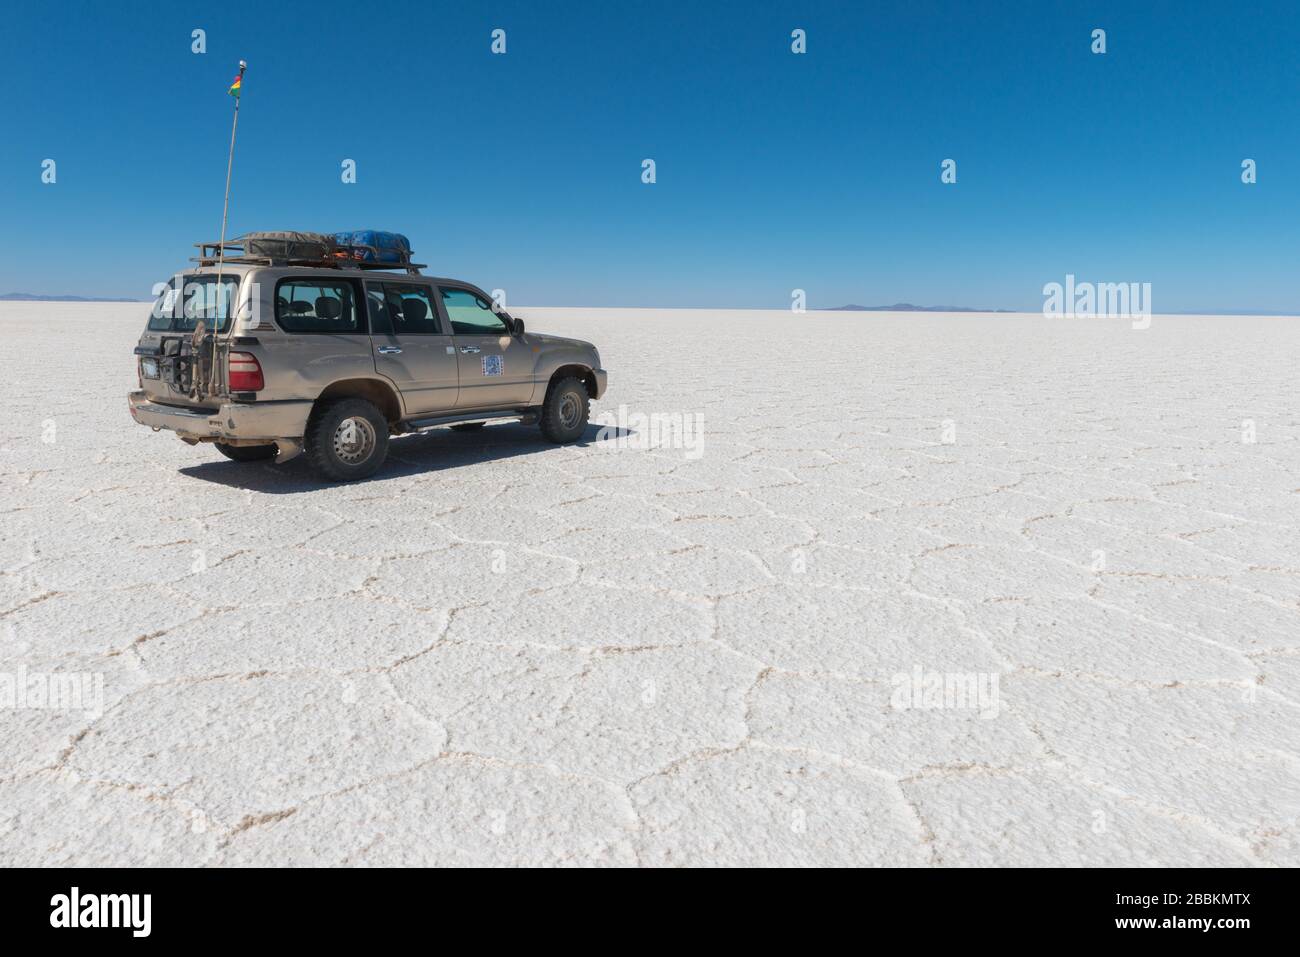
482, 355, 503, 376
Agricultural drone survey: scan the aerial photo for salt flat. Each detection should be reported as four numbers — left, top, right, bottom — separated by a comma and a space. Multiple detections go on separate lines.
0, 302, 1297, 866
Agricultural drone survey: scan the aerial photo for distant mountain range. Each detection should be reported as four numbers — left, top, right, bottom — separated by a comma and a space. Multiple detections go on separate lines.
1, 292, 147, 303
827, 303, 1016, 313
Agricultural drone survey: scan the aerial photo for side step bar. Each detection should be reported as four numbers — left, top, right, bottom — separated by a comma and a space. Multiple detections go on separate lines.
399, 408, 539, 433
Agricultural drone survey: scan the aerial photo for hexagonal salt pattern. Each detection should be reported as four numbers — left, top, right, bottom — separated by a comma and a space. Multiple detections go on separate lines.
1, 303, 1297, 866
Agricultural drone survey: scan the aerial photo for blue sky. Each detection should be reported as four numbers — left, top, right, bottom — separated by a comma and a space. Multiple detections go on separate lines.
1, 0, 1296, 311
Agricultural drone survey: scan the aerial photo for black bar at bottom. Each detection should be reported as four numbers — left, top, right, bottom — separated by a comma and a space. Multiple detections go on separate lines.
0, 867, 1287, 943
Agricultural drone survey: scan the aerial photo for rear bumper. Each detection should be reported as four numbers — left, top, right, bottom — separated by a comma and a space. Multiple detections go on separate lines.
592, 368, 608, 400
128, 391, 313, 442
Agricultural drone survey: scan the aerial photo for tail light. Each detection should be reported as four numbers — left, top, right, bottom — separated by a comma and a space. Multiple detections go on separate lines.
228, 352, 264, 392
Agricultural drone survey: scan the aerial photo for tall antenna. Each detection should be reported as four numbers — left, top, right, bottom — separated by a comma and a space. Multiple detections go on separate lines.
208, 60, 247, 394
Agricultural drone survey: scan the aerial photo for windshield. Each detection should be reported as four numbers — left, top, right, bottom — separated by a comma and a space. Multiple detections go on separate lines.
148, 274, 240, 332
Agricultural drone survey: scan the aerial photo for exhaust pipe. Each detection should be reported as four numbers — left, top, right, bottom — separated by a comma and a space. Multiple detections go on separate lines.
274, 439, 304, 463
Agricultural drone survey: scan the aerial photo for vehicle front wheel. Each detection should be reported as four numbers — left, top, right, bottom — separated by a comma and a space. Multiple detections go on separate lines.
214, 442, 278, 462
539, 376, 589, 443
304, 398, 389, 482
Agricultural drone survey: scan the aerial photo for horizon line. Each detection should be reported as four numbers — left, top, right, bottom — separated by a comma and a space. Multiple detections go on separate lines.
3, 294, 1298, 318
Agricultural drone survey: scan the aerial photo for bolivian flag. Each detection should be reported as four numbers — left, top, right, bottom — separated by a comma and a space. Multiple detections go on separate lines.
228, 74, 241, 98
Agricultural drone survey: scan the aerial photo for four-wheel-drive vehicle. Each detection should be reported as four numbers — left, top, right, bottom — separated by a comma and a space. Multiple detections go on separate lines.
127, 233, 606, 481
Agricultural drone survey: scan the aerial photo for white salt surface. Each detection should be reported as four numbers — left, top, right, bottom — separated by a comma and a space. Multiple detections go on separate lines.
0, 303, 1296, 865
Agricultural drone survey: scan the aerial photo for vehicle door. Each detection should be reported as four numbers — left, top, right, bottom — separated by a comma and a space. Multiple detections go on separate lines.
437, 285, 534, 409
366, 280, 459, 415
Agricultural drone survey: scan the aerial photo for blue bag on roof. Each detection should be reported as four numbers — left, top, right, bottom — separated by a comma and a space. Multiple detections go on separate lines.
333, 230, 412, 263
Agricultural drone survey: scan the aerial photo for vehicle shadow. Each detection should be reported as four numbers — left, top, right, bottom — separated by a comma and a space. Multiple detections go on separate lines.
176, 422, 635, 494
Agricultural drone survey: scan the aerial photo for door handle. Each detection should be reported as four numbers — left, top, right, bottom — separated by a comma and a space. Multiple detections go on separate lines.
377, 345, 403, 355
460, 345, 481, 354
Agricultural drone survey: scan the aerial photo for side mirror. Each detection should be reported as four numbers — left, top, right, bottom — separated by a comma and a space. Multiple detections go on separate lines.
512, 316, 525, 336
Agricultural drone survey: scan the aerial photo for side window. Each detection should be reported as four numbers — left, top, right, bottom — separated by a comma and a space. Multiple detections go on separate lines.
275, 280, 361, 334
369, 282, 441, 335
441, 287, 508, 335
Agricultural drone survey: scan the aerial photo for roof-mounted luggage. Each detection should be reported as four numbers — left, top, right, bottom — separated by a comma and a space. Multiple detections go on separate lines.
332, 230, 412, 265
193, 230, 424, 274
245, 231, 334, 262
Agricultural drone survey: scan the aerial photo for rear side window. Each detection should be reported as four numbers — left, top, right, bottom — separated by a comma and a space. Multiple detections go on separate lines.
366, 282, 442, 335
275, 280, 362, 333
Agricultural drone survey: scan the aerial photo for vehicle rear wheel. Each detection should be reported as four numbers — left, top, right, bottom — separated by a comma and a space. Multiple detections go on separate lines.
449, 422, 486, 432
539, 376, 589, 443
214, 442, 278, 462
304, 398, 389, 482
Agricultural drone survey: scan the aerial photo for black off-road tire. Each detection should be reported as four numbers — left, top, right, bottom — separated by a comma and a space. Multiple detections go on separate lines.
304, 398, 389, 482
449, 422, 486, 432
539, 376, 589, 443
214, 442, 278, 462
